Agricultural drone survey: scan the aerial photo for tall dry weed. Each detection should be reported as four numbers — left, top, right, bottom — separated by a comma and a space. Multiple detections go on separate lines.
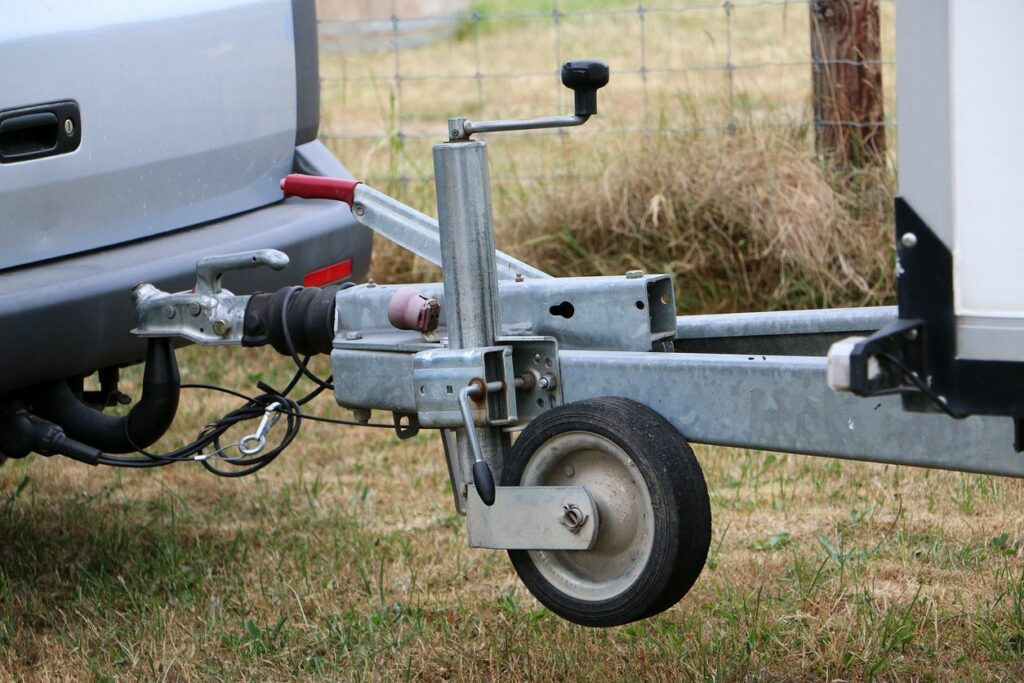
370, 129, 896, 313
502, 130, 896, 312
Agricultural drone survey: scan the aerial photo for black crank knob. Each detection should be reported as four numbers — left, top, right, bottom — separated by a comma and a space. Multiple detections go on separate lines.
473, 459, 496, 506
561, 59, 610, 117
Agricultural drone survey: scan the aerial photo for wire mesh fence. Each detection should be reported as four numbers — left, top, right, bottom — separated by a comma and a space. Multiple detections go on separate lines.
317, 0, 896, 206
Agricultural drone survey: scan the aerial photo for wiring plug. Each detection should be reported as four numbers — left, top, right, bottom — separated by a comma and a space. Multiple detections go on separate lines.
0, 411, 101, 465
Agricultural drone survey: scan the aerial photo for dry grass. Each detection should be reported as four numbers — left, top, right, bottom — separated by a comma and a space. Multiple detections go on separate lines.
1, 349, 1023, 681
499, 130, 895, 312
362, 129, 897, 312
321, 0, 898, 311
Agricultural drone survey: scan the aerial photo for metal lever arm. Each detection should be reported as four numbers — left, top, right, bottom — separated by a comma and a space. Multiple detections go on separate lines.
282, 174, 550, 280
196, 249, 289, 296
449, 114, 589, 141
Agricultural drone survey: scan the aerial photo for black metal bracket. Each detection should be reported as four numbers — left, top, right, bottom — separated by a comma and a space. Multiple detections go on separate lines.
847, 318, 927, 403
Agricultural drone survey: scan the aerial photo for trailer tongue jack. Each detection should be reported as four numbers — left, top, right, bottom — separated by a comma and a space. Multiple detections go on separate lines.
35, 58, 1024, 627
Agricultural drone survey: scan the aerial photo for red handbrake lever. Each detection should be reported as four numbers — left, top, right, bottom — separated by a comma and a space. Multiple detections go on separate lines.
280, 174, 362, 206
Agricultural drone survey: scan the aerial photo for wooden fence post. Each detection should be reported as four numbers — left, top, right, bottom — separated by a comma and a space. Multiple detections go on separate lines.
809, 0, 886, 165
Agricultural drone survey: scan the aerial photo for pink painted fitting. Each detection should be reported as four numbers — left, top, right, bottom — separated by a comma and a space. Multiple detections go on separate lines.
387, 287, 441, 334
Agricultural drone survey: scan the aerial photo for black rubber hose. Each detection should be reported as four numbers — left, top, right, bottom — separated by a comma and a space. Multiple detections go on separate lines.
242, 285, 339, 356
31, 338, 180, 454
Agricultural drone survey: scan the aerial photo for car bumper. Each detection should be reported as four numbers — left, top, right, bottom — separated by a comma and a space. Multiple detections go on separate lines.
0, 143, 371, 394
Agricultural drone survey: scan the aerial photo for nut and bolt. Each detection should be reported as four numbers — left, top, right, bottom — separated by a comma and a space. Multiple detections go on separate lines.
625, 270, 644, 279
164, 305, 176, 319
538, 374, 557, 391
351, 408, 372, 424
366, 278, 376, 289
560, 503, 588, 534
188, 302, 202, 316
900, 232, 918, 249
212, 319, 231, 337
345, 331, 363, 340
514, 272, 525, 283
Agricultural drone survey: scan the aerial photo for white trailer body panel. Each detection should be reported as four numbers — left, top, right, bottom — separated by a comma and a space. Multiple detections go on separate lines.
897, 0, 1024, 362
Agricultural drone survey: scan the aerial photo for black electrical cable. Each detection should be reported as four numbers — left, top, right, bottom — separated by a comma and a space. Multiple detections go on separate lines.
877, 351, 966, 419
103, 347, 308, 471
95, 280, 392, 474
181, 383, 396, 428
107, 389, 301, 473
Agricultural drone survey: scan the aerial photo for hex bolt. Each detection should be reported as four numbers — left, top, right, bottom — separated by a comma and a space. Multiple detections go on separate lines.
189, 302, 202, 316
901, 232, 918, 249
164, 305, 176, 319
366, 279, 376, 289
625, 269, 644, 279
212, 319, 231, 337
538, 374, 557, 391
64, 119, 74, 136
514, 272, 525, 283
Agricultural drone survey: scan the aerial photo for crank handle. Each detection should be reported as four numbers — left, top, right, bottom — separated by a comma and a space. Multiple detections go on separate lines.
458, 380, 504, 506
448, 59, 609, 141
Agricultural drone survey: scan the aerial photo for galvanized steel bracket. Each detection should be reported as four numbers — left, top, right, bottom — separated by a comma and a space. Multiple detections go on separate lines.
413, 346, 517, 428
467, 485, 599, 550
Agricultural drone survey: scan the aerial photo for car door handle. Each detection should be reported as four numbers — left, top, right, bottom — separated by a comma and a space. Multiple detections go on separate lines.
0, 101, 81, 164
